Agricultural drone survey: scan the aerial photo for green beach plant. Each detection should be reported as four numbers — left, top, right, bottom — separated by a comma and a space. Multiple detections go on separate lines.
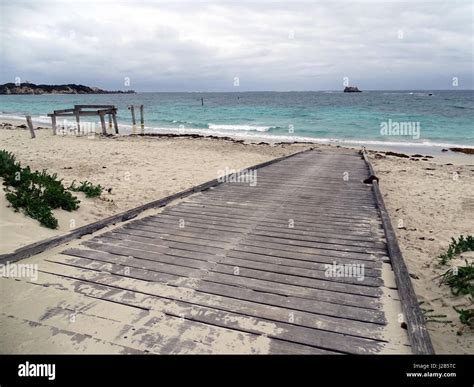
440, 261, 474, 298
453, 305, 474, 327
438, 235, 474, 265
68, 180, 103, 198
436, 236, 474, 328
0, 149, 81, 229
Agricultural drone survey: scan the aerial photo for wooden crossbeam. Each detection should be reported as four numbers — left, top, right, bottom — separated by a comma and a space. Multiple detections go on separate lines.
47, 105, 119, 135
74, 104, 115, 109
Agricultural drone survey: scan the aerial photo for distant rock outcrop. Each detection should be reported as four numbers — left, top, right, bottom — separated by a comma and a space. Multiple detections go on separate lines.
0, 83, 136, 95
343, 86, 362, 93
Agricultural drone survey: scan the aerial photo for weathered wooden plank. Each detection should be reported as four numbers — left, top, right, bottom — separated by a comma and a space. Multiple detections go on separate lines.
90, 231, 382, 268
37, 262, 384, 353
186, 198, 380, 218
137, 216, 384, 241
75, 241, 381, 310
2, 276, 318, 354
123, 220, 386, 250
61, 248, 384, 324
99, 229, 383, 262
145, 213, 383, 237
164, 207, 379, 231
174, 204, 378, 227
48, 254, 385, 339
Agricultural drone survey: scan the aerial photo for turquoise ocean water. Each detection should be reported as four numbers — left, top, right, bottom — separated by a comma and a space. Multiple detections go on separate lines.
0, 91, 473, 148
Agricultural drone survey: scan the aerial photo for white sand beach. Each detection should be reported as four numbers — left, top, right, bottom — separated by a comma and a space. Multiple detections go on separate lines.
369, 151, 474, 354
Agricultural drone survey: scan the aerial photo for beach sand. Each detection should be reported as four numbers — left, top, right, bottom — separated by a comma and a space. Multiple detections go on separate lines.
368, 151, 474, 354
1, 121, 473, 354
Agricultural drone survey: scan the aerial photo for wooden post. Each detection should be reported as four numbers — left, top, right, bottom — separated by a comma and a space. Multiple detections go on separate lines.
51, 115, 57, 135
201, 97, 204, 106
140, 105, 144, 134
26, 116, 36, 138
108, 114, 113, 130
99, 112, 107, 135
112, 111, 119, 134
74, 108, 81, 135
129, 105, 136, 134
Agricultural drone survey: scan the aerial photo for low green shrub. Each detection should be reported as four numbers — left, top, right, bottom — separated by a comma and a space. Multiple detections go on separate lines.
1, 149, 81, 228
440, 261, 474, 297
68, 180, 103, 198
438, 235, 474, 265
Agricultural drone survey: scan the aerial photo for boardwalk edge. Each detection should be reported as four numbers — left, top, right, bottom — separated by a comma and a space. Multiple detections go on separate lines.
362, 150, 435, 354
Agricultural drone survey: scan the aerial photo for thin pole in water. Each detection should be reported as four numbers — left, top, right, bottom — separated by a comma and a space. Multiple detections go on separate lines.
140, 105, 144, 134
129, 105, 136, 134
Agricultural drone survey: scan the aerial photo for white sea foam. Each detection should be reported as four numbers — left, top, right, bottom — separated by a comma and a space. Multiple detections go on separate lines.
208, 124, 272, 132
1, 113, 472, 150
140, 125, 474, 149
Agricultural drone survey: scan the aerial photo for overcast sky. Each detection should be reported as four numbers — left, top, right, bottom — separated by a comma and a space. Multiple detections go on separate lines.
0, 0, 472, 91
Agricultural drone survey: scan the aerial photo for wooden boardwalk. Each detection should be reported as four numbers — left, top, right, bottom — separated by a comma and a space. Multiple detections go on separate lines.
0, 149, 413, 354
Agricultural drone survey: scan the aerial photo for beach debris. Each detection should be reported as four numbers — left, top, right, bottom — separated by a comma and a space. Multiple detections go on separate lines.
363, 175, 379, 184
384, 151, 409, 158
449, 147, 474, 155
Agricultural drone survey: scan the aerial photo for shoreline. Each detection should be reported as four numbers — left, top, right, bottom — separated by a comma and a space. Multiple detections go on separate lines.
2, 117, 473, 165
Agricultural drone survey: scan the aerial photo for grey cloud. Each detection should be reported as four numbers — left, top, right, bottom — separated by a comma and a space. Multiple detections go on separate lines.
0, 0, 472, 91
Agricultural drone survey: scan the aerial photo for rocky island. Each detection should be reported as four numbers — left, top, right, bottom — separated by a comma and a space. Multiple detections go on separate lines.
343, 86, 362, 92
0, 83, 136, 95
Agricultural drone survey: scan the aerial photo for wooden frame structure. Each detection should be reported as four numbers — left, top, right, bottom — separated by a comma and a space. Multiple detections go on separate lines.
47, 105, 119, 135
128, 104, 145, 134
